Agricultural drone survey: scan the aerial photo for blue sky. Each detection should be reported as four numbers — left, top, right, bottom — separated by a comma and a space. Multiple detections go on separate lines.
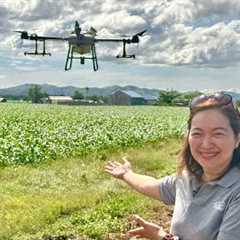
1, 0, 240, 92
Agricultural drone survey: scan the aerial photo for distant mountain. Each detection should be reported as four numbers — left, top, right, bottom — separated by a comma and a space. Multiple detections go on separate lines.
0, 84, 161, 98
2, 84, 239, 101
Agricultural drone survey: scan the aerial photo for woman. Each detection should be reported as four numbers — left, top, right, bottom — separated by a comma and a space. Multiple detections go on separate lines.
105, 92, 240, 240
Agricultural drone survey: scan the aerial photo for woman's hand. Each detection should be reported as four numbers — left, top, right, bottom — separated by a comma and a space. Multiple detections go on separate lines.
126, 215, 166, 240
105, 157, 132, 180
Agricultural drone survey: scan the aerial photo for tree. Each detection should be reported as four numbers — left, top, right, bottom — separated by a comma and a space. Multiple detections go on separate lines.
88, 95, 99, 102
172, 91, 202, 106
28, 85, 47, 103
157, 90, 202, 106
158, 90, 180, 106
73, 90, 84, 100
236, 100, 240, 107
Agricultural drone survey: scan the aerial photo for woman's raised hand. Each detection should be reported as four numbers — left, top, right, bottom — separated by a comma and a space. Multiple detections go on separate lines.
105, 157, 132, 179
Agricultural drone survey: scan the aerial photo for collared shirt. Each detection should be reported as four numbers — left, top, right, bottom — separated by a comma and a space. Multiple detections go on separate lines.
159, 167, 240, 240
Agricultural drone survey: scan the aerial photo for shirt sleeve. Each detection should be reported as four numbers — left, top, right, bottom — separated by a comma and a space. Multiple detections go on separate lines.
217, 193, 240, 240
159, 175, 176, 205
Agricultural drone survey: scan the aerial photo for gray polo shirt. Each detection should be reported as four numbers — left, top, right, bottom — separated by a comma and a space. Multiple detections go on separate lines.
159, 167, 240, 240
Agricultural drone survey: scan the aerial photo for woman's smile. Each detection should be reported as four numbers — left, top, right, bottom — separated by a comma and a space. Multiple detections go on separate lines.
189, 108, 239, 178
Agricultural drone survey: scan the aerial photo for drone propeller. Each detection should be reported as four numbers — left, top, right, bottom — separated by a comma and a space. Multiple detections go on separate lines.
131, 29, 147, 43
14, 30, 29, 39
11, 34, 24, 49
136, 29, 147, 37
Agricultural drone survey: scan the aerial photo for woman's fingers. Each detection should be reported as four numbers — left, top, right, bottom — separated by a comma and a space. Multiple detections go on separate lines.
105, 168, 113, 174
105, 164, 114, 170
131, 215, 147, 227
122, 156, 130, 164
105, 158, 130, 169
126, 227, 145, 239
106, 161, 117, 168
105, 161, 122, 168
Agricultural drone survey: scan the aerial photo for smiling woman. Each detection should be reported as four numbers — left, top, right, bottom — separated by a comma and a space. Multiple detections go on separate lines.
188, 108, 239, 182
106, 92, 240, 240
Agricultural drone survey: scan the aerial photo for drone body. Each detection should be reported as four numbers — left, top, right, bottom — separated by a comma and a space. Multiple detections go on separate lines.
15, 21, 146, 71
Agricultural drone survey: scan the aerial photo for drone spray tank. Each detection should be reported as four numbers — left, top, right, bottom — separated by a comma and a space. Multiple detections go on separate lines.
65, 22, 98, 71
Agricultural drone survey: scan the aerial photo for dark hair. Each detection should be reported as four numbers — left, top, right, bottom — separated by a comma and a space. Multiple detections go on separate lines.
177, 104, 240, 178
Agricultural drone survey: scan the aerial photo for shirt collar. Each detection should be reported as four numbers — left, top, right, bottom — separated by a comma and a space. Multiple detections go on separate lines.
190, 166, 240, 189
210, 166, 240, 188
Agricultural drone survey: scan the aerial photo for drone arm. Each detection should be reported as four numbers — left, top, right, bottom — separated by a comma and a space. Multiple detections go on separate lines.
95, 38, 132, 58
95, 38, 123, 42
15, 31, 68, 56
32, 36, 66, 41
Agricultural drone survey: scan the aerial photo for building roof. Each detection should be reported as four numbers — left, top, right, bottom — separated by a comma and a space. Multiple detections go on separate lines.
112, 90, 157, 100
48, 96, 73, 101
114, 90, 143, 98
143, 94, 158, 101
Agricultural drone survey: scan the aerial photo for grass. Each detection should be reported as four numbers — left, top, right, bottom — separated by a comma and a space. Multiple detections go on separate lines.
0, 138, 181, 240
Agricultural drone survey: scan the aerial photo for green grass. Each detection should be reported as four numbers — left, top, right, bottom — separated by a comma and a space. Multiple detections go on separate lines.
0, 139, 181, 240
0, 104, 185, 239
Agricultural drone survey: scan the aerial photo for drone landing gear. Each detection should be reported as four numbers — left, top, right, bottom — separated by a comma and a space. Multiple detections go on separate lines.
65, 44, 98, 71
116, 39, 136, 59
24, 39, 51, 56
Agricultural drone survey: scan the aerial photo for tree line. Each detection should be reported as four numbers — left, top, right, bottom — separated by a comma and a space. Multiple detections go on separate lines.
4, 85, 240, 107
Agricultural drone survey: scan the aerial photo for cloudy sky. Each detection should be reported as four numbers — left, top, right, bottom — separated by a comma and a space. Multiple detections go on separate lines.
1, 0, 240, 91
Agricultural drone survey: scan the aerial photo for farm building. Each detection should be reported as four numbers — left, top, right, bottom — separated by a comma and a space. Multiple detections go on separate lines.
143, 94, 158, 105
110, 90, 144, 105
109, 90, 157, 105
47, 96, 73, 105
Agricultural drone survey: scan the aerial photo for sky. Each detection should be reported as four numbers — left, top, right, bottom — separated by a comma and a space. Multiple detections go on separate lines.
1, 0, 240, 92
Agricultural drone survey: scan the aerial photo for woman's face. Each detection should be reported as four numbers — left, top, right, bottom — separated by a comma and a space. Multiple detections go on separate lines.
188, 109, 240, 174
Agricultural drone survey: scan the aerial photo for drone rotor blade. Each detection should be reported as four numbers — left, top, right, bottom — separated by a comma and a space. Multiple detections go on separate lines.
11, 32, 23, 49
14, 30, 29, 39
131, 29, 147, 43
135, 29, 147, 37
16, 37, 24, 48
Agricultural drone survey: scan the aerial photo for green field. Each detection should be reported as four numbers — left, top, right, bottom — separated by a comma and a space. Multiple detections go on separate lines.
0, 104, 188, 239
0, 104, 188, 166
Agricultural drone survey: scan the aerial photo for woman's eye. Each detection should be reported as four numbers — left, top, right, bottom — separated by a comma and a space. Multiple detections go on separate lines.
191, 132, 201, 137
214, 132, 224, 136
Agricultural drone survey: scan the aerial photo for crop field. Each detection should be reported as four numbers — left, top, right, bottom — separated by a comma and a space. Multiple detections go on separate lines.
0, 104, 188, 166
0, 104, 188, 240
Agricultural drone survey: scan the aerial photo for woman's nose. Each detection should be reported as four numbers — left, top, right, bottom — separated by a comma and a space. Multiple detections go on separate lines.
201, 136, 214, 148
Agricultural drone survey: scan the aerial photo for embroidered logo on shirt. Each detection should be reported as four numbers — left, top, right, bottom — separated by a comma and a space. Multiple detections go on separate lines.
213, 201, 225, 211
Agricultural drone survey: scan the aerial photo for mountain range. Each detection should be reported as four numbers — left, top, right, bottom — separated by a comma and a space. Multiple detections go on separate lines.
0, 84, 161, 97
1, 84, 240, 101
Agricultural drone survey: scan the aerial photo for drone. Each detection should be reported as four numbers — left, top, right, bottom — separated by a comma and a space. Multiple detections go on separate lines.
15, 21, 147, 71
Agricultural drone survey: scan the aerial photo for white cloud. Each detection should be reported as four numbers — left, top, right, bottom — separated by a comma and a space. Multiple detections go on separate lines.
2, 0, 240, 68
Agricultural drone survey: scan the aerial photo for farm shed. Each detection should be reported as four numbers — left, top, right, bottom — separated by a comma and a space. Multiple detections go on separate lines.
110, 90, 145, 105
109, 90, 157, 105
143, 94, 158, 105
47, 96, 73, 105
